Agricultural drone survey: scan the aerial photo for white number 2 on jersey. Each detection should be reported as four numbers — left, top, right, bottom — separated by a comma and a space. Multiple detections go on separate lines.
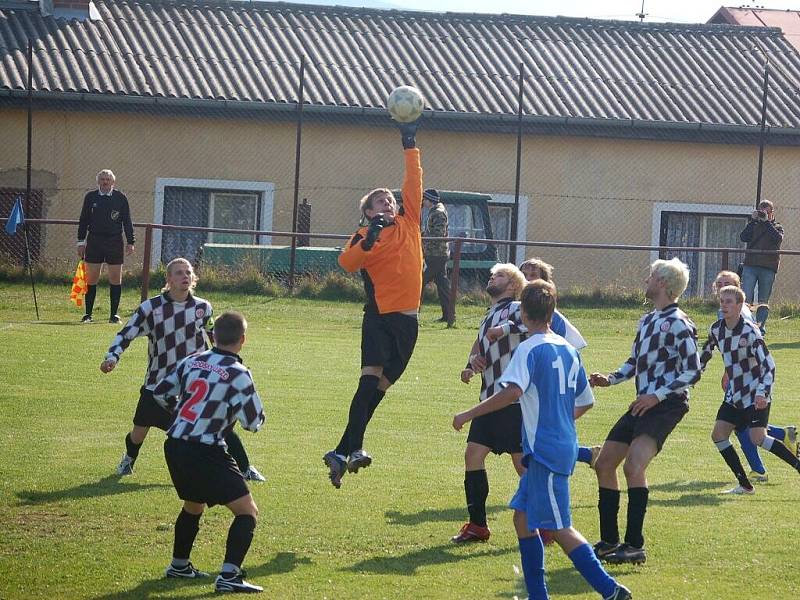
552, 355, 579, 394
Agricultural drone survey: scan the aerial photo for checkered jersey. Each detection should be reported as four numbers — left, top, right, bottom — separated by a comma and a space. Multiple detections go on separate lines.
700, 317, 775, 408
105, 293, 213, 389
472, 298, 526, 401
152, 348, 264, 446
503, 309, 587, 350
608, 303, 701, 402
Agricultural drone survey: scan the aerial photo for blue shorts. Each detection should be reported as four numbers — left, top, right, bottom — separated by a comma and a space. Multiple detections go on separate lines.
509, 460, 571, 531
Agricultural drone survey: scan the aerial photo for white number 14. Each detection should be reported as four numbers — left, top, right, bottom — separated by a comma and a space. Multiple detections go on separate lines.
552, 355, 579, 394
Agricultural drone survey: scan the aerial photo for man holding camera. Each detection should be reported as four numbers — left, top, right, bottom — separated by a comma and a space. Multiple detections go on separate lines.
739, 200, 784, 334
323, 121, 424, 489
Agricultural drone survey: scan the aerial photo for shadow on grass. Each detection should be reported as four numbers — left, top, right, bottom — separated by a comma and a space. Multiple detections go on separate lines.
344, 541, 515, 576
4, 320, 86, 326
494, 563, 645, 598
646, 479, 730, 507
385, 504, 507, 526
89, 552, 313, 600
15, 475, 171, 505
768, 341, 800, 350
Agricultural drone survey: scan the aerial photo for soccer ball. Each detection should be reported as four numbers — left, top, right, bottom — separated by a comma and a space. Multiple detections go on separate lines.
387, 85, 425, 123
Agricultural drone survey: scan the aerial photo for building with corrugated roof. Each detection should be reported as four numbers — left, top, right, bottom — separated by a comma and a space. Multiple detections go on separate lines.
1, 0, 799, 296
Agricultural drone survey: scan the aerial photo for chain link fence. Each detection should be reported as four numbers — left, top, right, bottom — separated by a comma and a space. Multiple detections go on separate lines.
2, 57, 799, 309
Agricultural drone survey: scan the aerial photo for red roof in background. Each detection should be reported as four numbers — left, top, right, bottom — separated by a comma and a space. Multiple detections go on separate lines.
709, 6, 800, 51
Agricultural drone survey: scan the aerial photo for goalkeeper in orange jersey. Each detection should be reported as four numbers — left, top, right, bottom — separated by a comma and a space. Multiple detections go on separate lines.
323, 120, 424, 488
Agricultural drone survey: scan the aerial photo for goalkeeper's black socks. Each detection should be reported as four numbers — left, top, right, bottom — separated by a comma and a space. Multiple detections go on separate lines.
335, 375, 380, 456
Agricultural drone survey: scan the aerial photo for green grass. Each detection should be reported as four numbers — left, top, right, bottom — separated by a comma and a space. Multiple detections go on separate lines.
1, 282, 799, 599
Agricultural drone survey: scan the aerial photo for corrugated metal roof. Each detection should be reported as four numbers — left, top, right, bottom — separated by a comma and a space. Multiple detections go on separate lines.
1, 0, 800, 128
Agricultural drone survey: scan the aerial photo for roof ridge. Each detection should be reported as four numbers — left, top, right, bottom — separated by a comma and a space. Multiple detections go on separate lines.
91, 0, 784, 37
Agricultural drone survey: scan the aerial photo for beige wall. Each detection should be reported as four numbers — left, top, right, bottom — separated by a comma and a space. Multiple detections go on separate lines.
1, 107, 797, 299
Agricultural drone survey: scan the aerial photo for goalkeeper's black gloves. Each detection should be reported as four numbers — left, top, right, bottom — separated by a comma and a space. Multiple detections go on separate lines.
399, 120, 420, 149
362, 214, 387, 251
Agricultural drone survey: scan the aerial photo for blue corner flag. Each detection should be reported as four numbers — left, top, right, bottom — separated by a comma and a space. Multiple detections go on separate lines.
5, 197, 24, 235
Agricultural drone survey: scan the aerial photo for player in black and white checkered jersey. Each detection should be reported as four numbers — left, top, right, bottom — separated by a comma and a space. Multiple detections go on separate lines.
100, 258, 264, 482
590, 258, 702, 566
700, 284, 800, 495
452, 263, 528, 544
152, 311, 266, 593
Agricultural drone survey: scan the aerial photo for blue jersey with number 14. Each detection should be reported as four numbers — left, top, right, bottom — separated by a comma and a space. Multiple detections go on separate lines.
498, 332, 594, 475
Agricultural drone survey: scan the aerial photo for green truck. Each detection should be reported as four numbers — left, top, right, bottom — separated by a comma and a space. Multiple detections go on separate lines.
201, 191, 499, 279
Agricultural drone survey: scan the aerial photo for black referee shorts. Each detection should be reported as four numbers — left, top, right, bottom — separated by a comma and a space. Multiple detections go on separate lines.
361, 311, 419, 384
85, 233, 124, 265
164, 438, 250, 507
606, 399, 689, 453
467, 403, 523, 455
716, 401, 770, 432
132, 386, 173, 430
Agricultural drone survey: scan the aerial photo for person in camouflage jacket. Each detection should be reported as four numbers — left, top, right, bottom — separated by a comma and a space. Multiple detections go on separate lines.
422, 189, 453, 323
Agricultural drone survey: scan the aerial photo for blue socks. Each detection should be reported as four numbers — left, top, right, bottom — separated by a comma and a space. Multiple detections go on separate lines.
577, 446, 592, 464
736, 429, 766, 474
568, 543, 617, 599
768, 425, 785, 440
519, 535, 548, 599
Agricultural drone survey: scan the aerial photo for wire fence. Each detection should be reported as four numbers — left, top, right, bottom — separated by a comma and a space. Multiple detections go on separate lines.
3, 219, 798, 317
2, 41, 799, 311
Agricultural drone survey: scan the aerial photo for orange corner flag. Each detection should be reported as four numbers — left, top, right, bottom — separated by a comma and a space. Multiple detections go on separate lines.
70, 260, 88, 307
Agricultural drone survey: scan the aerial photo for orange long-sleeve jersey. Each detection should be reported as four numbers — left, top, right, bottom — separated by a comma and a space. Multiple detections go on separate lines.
338, 148, 423, 314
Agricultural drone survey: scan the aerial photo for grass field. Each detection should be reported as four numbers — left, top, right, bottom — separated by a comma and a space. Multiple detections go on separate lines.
1, 282, 799, 599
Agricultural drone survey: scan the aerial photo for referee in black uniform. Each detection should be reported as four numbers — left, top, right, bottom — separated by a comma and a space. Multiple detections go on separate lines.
77, 169, 134, 323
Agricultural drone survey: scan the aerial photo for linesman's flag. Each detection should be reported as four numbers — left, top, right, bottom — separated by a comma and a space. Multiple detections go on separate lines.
4, 197, 24, 235
71, 260, 88, 307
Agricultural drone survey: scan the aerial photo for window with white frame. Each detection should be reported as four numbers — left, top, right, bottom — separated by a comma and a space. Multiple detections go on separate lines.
657, 208, 748, 297
154, 178, 274, 265
488, 204, 513, 262
489, 194, 528, 265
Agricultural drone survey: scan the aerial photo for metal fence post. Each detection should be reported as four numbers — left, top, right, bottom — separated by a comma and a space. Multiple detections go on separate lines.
288, 55, 306, 291
140, 224, 153, 301
447, 238, 463, 327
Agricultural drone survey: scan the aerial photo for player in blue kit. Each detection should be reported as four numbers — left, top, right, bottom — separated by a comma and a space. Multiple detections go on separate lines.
453, 280, 631, 600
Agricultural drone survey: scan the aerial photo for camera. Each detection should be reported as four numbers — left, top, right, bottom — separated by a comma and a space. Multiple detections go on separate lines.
756, 210, 767, 220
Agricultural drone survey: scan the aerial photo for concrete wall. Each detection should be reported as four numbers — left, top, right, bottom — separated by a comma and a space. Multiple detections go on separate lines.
1, 107, 797, 299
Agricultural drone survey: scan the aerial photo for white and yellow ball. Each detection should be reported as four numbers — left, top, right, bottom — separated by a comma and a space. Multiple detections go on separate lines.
386, 85, 425, 123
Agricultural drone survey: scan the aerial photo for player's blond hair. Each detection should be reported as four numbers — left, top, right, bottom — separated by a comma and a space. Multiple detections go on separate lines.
490, 263, 527, 299
713, 270, 741, 293
650, 258, 690, 301
718, 285, 745, 305
519, 258, 554, 282
162, 258, 198, 293
359, 187, 397, 220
